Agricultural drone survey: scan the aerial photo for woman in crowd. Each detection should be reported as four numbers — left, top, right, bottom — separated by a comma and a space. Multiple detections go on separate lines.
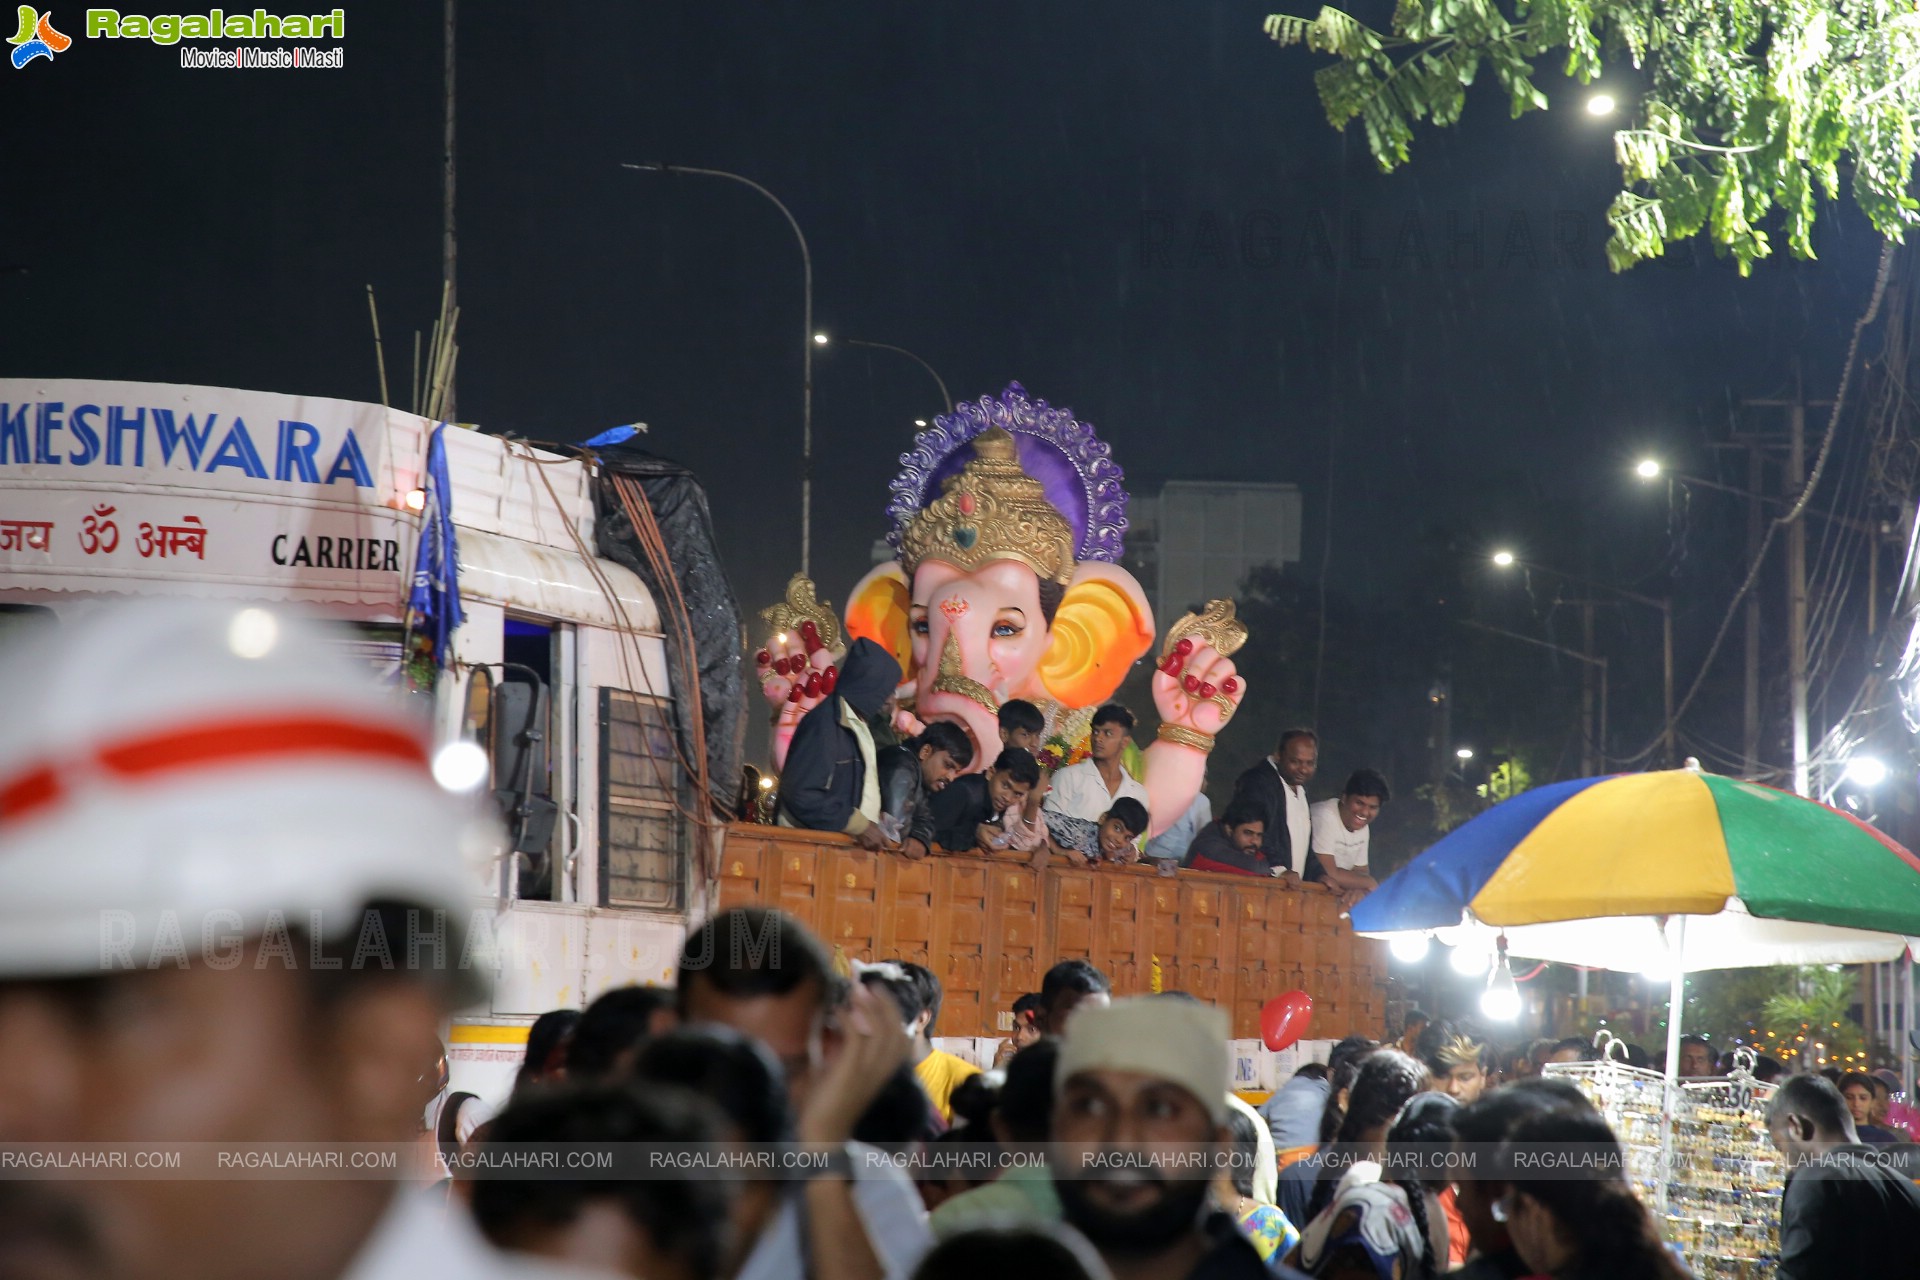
1293, 1048, 1426, 1228
512, 1007, 581, 1095
1218, 1105, 1300, 1266
1291, 1091, 1454, 1280
1495, 1107, 1690, 1280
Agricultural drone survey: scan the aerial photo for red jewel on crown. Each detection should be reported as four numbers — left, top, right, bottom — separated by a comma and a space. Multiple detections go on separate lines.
957, 491, 977, 515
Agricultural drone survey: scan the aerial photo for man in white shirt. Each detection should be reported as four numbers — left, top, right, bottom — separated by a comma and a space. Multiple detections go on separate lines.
1041, 704, 1148, 866
1307, 768, 1389, 907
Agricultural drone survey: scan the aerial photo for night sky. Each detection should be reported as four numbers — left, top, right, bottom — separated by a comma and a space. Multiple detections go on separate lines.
4, 1, 1887, 771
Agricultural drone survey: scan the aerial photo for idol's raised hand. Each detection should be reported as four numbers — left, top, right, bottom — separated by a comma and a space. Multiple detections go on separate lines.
756, 575, 846, 770
1150, 599, 1249, 740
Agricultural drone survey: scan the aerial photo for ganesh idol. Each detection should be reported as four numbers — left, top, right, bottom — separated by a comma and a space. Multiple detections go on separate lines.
756, 383, 1247, 836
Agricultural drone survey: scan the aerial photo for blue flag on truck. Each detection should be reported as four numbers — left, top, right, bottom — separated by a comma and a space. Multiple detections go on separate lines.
407, 423, 464, 666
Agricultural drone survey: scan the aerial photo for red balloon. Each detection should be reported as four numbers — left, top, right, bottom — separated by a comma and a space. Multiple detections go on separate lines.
1260, 990, 1313, 1052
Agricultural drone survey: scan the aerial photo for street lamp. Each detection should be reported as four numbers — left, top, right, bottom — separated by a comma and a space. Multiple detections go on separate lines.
1491, 550, 1516, 568
813, 333, 953, 415
1455, 747, 1475, 761
624, 162, 817, 576
1586, 92, 1618, 117
1635, 458, 1662, 479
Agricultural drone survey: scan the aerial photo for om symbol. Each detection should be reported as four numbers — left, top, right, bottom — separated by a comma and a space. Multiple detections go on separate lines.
79, 504, 119, 555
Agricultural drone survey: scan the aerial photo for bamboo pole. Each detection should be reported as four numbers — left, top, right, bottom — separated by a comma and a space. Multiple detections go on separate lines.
365, 285, 390, 408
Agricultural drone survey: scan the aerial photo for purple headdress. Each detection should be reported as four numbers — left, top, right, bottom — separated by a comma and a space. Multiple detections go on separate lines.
885, 382, 1129, 566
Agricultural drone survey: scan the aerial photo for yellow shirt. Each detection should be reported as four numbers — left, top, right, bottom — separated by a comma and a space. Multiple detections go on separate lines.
915, 1048, 982, 1122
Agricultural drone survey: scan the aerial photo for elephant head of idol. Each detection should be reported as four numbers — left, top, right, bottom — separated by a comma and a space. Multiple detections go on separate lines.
844, 385, 1155, 766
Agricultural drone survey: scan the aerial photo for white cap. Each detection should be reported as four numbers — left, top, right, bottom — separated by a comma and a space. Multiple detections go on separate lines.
1055, 996, 1232, 1124
0, 600, 495, 982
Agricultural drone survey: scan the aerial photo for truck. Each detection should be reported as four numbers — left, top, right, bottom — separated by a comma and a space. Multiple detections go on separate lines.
0, 377, 732, 1102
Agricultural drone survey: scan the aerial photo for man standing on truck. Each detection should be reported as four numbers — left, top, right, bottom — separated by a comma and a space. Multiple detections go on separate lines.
0, 601, 583, 1280
779, 637, 903, 850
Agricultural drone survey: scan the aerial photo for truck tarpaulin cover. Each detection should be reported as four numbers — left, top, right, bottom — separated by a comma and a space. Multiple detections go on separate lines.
588, 437, 745, 816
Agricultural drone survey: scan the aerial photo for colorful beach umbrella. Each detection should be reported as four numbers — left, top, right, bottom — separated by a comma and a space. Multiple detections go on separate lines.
1352, 766, 1920, 970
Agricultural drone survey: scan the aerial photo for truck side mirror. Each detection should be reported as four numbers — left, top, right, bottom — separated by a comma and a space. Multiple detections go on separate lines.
490, 678, 558, 863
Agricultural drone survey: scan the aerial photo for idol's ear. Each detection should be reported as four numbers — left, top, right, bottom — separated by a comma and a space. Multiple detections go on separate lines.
1035, 562, 1155, 708
845, 563, 915, 681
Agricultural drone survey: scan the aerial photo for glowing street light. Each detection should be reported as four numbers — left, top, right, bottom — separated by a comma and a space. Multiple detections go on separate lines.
812, 332, 830, 345
1635, 458, 1663, 480
1586, 92, 1617, 117
1845, 756, 1889, 789
1491, 550, 1516, 568
1455, 747, 1475, 761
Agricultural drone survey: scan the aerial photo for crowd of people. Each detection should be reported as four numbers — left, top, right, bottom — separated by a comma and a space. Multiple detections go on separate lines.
443, 934, 1920, 1280
9, 603, 1920, 1280
776, 684, 1388, 900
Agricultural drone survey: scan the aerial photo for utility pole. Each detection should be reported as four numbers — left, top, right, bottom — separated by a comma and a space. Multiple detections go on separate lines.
1786, 379, 1810, 796
441, 0, 457, 421
1427, 672, 1452, 787
1459, 620, 1608, 777
1743, 444, 1763, 774
1581, 601, 1597, 774
1725, 384, 1831, 788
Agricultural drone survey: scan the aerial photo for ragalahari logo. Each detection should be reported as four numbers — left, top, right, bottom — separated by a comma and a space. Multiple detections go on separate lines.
8, 6, 70, 66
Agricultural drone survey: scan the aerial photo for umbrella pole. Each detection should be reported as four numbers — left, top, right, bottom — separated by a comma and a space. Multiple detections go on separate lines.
1657, 916, 1687, 1220
1905, 948, 1914, 1103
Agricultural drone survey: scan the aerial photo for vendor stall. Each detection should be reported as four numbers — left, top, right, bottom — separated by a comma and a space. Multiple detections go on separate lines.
1546, 1037, 1782, 1279
1349, 761, 1920, 1271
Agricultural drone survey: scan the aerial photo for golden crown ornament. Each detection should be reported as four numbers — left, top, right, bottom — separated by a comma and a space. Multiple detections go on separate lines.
899, 428, 1076, 587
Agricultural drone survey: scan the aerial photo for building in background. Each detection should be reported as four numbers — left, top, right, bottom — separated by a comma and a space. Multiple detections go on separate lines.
1124, 479, 1303, 618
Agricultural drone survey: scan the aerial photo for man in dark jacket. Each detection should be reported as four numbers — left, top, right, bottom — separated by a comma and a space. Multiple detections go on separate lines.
929, 747, 1042, 852
777, 638, 901, 847
875, 721, 972, 858
1225, 728, 1318, 876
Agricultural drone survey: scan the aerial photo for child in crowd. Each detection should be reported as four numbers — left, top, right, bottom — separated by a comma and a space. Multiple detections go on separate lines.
1044, 796, 1149, 866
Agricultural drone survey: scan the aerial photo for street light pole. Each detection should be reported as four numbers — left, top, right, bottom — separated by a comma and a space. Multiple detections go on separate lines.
1459, 619, 1611, 773
624, 162, 815, 577
835, 337, 953, 415
1491, 556, 1675, 766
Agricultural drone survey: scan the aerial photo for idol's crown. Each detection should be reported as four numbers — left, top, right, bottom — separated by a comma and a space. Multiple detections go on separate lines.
900, 428, 1075, 586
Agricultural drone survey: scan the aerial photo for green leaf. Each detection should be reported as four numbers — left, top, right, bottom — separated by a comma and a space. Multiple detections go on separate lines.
1263, 0, 1917, 271
1710, 166, 1750, 242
